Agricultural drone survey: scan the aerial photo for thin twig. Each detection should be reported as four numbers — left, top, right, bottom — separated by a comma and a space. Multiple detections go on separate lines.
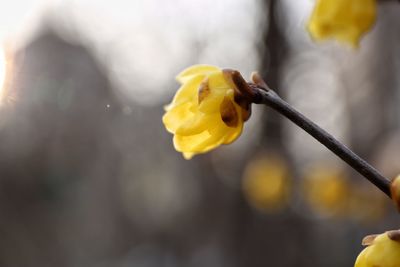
252, 86, 392, 198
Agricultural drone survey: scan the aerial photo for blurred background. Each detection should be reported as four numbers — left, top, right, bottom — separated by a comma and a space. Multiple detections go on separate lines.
0, 0, 399, 266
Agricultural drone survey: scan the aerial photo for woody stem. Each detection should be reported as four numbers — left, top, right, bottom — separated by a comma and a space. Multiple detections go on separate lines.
253, 87, 392, 198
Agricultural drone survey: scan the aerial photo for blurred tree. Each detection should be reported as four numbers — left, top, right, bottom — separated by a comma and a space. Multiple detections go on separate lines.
0, 27, 134, 266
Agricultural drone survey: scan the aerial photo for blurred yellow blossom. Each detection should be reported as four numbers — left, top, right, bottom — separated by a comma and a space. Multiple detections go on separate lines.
347, 185, 387, 224
163, 65, 250, 159
390, 174, 400, 211
303, 165, 349, 217
355, 230, 400, 267
307, 0, 376, 47
242, 154, 290, 212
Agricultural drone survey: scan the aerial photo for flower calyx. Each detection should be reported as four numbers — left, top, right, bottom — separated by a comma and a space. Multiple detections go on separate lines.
362, 230, 400, 246
222, 69, 256, 121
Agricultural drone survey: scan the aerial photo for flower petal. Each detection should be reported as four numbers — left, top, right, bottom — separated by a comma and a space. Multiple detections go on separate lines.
198, 92, 225, 113
208, 70, 230, 90
173, 124, 227, 156
173, 131, 210, 153
175, 113, 220, 136
183, 152, 195, 160
223, 122, 243, 144
169, 75, 205, 107
162, 102, 194, 134
176, 64, 220, 84
198, 72, 232, 113
191, 128, 226, 153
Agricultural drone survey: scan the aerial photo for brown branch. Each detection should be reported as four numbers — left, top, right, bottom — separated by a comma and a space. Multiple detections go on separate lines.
236, 73, 392, 198
254, 87, 391, 197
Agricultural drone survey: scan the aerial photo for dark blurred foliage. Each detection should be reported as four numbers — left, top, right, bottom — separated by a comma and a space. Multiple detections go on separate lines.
0, 1, 400, 267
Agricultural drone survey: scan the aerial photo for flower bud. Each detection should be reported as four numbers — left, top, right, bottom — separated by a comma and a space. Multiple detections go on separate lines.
307, 0, 376, 47
163, 65, 252, 159
355, 230, 400, 267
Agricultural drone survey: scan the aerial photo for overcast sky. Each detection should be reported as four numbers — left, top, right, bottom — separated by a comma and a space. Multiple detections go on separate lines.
0, 0, 264, 105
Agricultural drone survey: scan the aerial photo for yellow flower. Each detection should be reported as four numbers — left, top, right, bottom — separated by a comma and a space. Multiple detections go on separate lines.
162, 65, 250, 159
307, 0, 376, 47
242, 154, 290, 212
347, 185, 387, 224
391, 174, 400, 211
355, 231, 400, 267
303, 165, 349, 217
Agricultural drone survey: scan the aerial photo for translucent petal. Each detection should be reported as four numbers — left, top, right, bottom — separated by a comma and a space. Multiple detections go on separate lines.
183, 152, 195, 160
191, 125, 227, 152
176, 64, 220, 84
170, 75, 204, 107
208, 70, 230, 91
173, 131, 211, 152
162, 102, 194, 134
175, 113, 220, 136
173, 123, 227, 156
223, 122, 243, 144
198, 92, 225, 113
198, 74, 232, 114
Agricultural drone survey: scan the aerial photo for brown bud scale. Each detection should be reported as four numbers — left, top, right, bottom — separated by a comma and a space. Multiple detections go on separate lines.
220, 97, 239, 128
198, 78, 210, 104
